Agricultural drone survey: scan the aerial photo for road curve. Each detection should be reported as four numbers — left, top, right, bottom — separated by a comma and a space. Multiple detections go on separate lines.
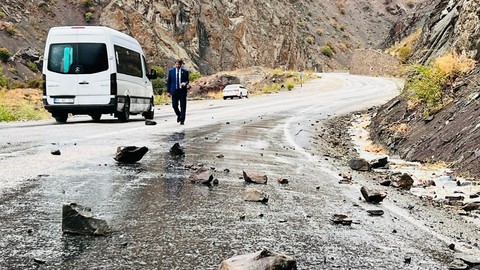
3, 74, 477, 269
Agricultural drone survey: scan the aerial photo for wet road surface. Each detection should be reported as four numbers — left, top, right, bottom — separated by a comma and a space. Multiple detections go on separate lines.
0, 73, 478, 269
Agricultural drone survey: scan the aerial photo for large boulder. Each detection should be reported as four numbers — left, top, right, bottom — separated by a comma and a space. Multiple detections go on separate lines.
349, 158, 371, 171
219, 249, 297, 270
62, 203, 109, 236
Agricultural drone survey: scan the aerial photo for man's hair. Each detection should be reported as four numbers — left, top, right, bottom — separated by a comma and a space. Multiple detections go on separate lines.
175, 59, 184, 65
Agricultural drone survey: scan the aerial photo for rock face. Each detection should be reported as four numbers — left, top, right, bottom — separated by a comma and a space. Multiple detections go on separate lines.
0, 0, 427, 79
408, 0, 480, 64
219, 249, 297, 270
370, 70, 480, 179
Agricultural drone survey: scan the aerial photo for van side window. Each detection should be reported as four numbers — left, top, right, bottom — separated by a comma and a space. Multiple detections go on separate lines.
48, 43, 108, 74
114, 45, 142, 78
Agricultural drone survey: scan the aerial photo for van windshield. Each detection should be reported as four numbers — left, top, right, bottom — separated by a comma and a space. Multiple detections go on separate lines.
47, 43, 108, 74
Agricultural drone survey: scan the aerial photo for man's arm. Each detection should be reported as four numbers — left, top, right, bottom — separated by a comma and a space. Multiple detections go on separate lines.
166, 69, 171, 94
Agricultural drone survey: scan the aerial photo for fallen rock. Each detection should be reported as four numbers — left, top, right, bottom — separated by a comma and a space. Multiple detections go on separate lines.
367, 209, 385, 216
188, 167, 214, 185
349, 158, 371, 171
380, 179, 391, 186
277, 178, 289, 184
455, 252, 480, 267
360, 186, 387, 204
114, 146, 148, 163
371, 157, 388, 168
331, 214, 352, 225
51, 149, 61, 155
62, 203, 109, 235
462, 202, 480, 212
145, 119, 157, 125
243, 170, 268, 184
392, 173, 414, 190
448, 259, 469, 270
244, 187, 269, 203
170, 143, 185, 156
219, 249, 296, 270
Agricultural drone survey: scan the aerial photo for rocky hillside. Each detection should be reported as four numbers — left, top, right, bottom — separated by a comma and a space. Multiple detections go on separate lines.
1, 0, 428, 81
370, 0, 480, 179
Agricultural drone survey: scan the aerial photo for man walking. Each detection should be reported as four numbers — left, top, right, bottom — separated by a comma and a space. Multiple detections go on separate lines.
167, 59, 189, 125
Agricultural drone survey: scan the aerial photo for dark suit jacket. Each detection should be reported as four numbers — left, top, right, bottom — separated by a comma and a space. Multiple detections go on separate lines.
167, 67, 189, 95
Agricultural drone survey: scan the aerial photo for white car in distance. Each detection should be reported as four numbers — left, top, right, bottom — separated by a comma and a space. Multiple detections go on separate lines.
222, 84, 249, 100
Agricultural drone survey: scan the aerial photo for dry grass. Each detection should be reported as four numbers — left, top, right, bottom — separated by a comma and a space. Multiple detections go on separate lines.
434, 52, 476, 77
387, 123, 409, 136
206, 91, 223, 100
363, 144, 385, 154
387, 29, 421, 63
0, 88, 50, 121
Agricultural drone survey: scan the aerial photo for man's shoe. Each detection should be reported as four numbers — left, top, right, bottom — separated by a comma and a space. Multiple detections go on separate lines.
180, 121, 184, 125
177, 116, 180, 123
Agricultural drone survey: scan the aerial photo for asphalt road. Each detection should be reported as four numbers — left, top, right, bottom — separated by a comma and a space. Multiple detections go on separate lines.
0, 73, 478, 269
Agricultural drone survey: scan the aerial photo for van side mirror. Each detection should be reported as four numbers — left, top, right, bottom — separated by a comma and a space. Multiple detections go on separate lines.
147, 69, 157, 80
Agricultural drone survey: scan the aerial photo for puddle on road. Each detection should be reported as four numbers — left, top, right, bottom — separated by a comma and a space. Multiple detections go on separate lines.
350, 113, 480, 208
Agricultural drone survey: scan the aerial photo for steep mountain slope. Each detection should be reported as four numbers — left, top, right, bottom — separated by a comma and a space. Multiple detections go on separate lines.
370, 0, 480, 179
1, 0, 426, 80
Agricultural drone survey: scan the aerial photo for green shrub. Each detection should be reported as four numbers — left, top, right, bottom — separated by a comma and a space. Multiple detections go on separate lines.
0, 105, 16, 121
79, 0, 93, 7
320, 46, 334, 58
85, 12, 94, 23
397, 46, 411, 63
26, 61, 38, 72
0, 48, 11, 62
0, 12, 5, 19
154, 94, 168, 105
152, 78, 165, 95
152, 66, 165, 78
189, 71, 201, 82
403, 64, 447, 114
0, 67, 8, 88
6, 25, 15, 36
315, 28, 324, 36
27, 78, 43, 89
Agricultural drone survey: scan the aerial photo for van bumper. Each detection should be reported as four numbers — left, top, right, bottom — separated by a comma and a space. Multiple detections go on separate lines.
43, 97, 117, 115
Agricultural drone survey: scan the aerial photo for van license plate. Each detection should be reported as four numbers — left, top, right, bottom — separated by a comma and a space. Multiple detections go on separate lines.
54, 98, 74, 104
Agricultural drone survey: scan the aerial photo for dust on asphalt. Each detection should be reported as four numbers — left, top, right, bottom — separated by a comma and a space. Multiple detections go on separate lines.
0, 113, 472, 269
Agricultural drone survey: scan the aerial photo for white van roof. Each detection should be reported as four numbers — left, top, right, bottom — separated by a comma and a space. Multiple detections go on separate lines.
47, 26, 141, 48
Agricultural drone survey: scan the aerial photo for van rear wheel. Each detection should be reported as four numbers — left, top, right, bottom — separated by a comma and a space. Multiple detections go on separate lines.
54, 113, 68, 123
118, 98, 130, 122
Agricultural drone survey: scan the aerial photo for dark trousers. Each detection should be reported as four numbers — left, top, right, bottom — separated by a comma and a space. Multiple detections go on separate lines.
172, 89, 187, 122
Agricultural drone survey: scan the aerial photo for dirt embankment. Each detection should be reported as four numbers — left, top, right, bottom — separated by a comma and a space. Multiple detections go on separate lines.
369, 68, 480, 180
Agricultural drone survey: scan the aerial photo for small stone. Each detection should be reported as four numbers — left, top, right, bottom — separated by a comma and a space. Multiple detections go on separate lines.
448, 243, 455, 250
367, 209, 384, 216
51, 149, 61, 155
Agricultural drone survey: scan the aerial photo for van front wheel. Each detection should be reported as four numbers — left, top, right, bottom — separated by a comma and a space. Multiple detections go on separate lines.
54, 113, 68, 123
143, 98, 154, 120
118, 98, 130, 122
90, 113, 101, 121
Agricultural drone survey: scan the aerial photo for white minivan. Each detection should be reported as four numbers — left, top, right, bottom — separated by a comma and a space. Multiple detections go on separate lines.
42, 26, 157, 123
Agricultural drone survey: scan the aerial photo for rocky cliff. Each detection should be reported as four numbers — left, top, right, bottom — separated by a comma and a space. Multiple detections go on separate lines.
0, 0, 424, 79
370, 0, 480, 179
